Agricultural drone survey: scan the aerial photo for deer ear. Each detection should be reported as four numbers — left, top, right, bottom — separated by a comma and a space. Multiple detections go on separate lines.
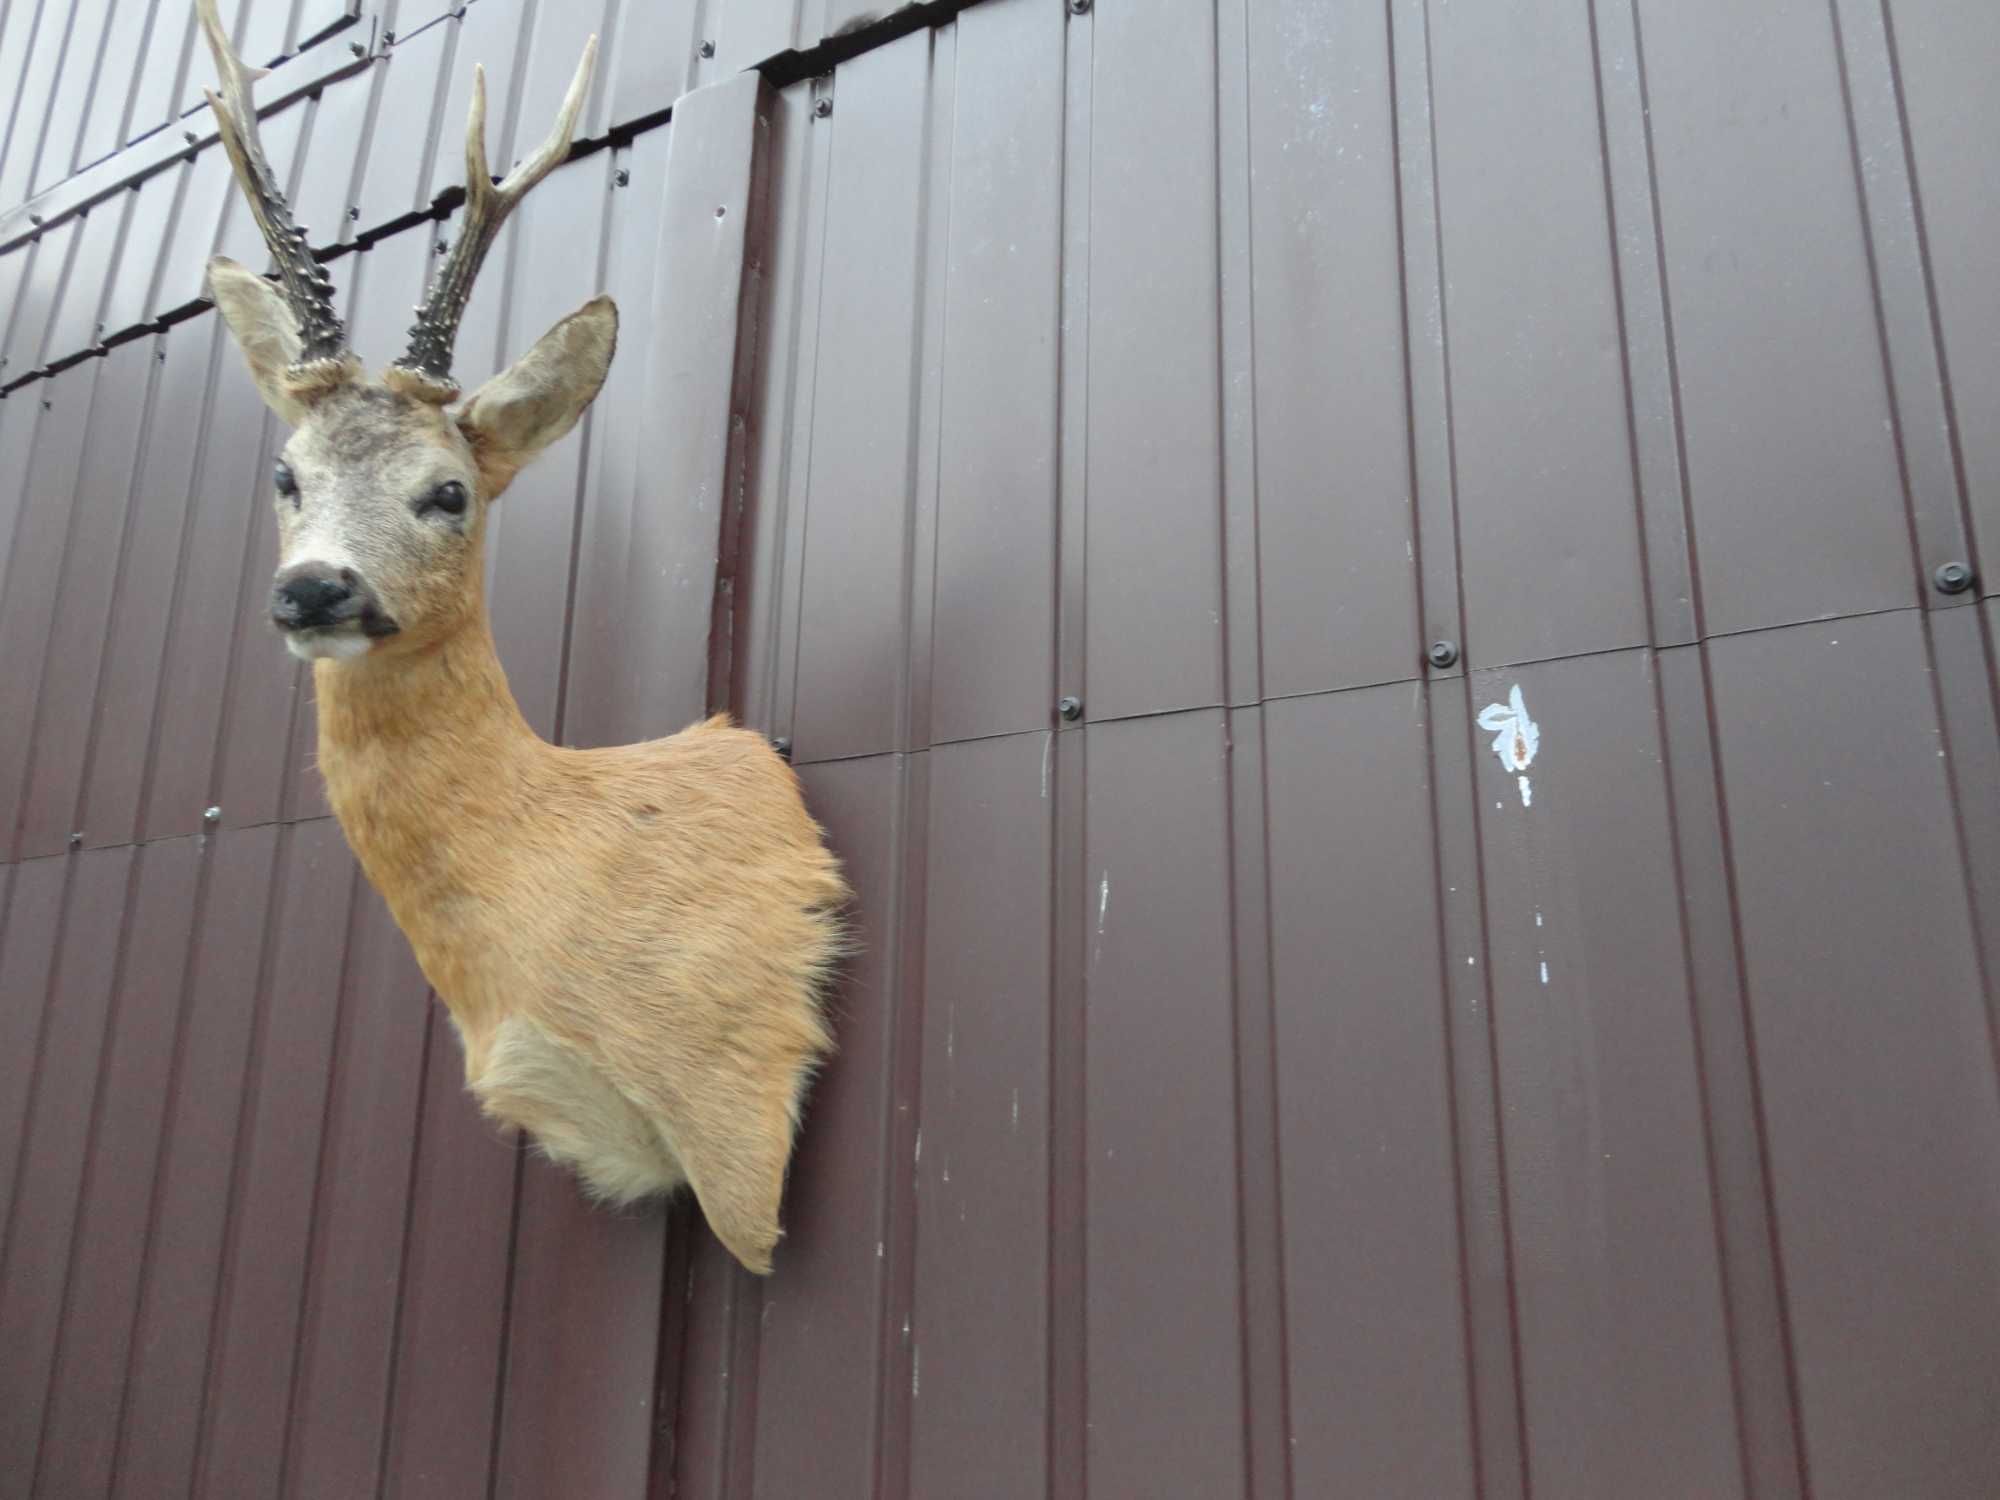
207, 256, 310, 424
457, 296, 618, 498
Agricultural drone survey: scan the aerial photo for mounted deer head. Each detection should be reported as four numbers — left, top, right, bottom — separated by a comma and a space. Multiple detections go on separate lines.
199, 0, 612, 661
197, 0, 847, 1276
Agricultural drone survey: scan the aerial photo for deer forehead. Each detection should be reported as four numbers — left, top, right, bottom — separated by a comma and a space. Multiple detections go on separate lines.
286, 386, 470, 480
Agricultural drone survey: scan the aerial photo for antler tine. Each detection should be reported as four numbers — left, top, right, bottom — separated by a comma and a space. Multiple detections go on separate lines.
390, 37, 599, 402
196, 0, 349, 374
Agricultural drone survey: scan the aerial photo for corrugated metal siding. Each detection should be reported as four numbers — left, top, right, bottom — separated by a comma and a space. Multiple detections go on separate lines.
3, 1, 2000, 1498
716, 3, 2000, 1499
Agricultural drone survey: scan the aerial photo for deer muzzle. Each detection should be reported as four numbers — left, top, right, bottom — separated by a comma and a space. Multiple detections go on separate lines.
271, 562, 399, 651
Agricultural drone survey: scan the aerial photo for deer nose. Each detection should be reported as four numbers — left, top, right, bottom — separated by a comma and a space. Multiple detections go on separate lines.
272, 566, 359, 629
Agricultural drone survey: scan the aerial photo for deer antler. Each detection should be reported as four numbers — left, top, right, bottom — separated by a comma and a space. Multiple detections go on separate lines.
197, 0, 351, 381
388, 38, 599, 404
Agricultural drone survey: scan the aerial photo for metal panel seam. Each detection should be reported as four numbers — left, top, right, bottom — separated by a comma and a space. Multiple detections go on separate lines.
1687, 640, 1816, 1498
271, 860, 372, 1499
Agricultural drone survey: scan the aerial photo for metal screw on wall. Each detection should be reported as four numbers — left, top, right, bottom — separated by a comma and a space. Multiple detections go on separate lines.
1057, 695, 1083, 722
772, 736, 794, 762
1933, 560, 1975, 596
203, 806, 222, 825
1427, 640, 1459, 670
1069, 0, 1092, 12
614, 168, 631, 188
814, 96, 834, 119
699, 39, 716, 58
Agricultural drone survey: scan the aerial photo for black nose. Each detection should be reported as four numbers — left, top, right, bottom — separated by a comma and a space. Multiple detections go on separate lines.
272, 568, 356, 629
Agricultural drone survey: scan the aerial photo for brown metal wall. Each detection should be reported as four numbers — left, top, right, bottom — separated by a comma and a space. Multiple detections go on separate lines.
4, 1, 2000, 1497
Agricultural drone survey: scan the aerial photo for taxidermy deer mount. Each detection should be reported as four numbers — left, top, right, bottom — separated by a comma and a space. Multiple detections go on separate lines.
194, 0, 847, 1274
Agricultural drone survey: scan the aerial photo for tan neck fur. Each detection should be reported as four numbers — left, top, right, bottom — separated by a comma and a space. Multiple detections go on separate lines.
313, 608, 540, 981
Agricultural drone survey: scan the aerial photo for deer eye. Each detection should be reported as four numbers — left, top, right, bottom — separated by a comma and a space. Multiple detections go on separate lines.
274, 460, 298, 503
421, 479, 469, 517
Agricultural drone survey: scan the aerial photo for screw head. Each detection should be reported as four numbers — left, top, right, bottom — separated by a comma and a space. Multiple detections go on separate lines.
613, 168, 631, 187
772, 736, 794, 761
1934, 560, 1975, 596
1069, 0, 1092, 12
1427, 639, 1460, 669
203, 806, 222, 824
814, 96, 834, 118
1057, 695, 1084, 722
699, 39, 716, 58
68, 832, 83, 850
28, 211, 43, 225
349, 40, 367, 58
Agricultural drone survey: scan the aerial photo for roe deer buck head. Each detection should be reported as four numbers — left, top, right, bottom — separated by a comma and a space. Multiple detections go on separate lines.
194, 2, 850, 1277
195, 0, 611, 662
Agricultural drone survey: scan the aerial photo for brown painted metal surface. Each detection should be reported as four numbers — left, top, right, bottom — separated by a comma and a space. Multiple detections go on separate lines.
4, 0, 2000, 1497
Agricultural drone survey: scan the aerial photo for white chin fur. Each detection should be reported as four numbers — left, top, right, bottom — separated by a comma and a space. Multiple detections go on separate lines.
285, 631, 373, 662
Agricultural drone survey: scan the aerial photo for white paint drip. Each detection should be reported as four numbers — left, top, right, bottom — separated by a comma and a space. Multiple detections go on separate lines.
1478, 686, 1541, 785
1011, 1088, 1020, 1131
1540, 961, 1550, 985
1041, 735, 1052, 799
1517, 774, 1533, 807
914, 1128, 922, 1164
1535, 911, 1544, 927
1098, 875, 1111, 934
912, 1348, 921, 1398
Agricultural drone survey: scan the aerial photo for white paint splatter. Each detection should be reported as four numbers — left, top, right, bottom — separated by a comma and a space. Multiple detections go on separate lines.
1535, 911, 1544, 928
914, 1128, 922, 1164
1011, 1089, 1020, 1131
1467, 955, 1477, 966
1097, 875, 1111, 934
1540, 961, 1550, 985
1517, 774, 1533, 807
1478, 685, 1541, 774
